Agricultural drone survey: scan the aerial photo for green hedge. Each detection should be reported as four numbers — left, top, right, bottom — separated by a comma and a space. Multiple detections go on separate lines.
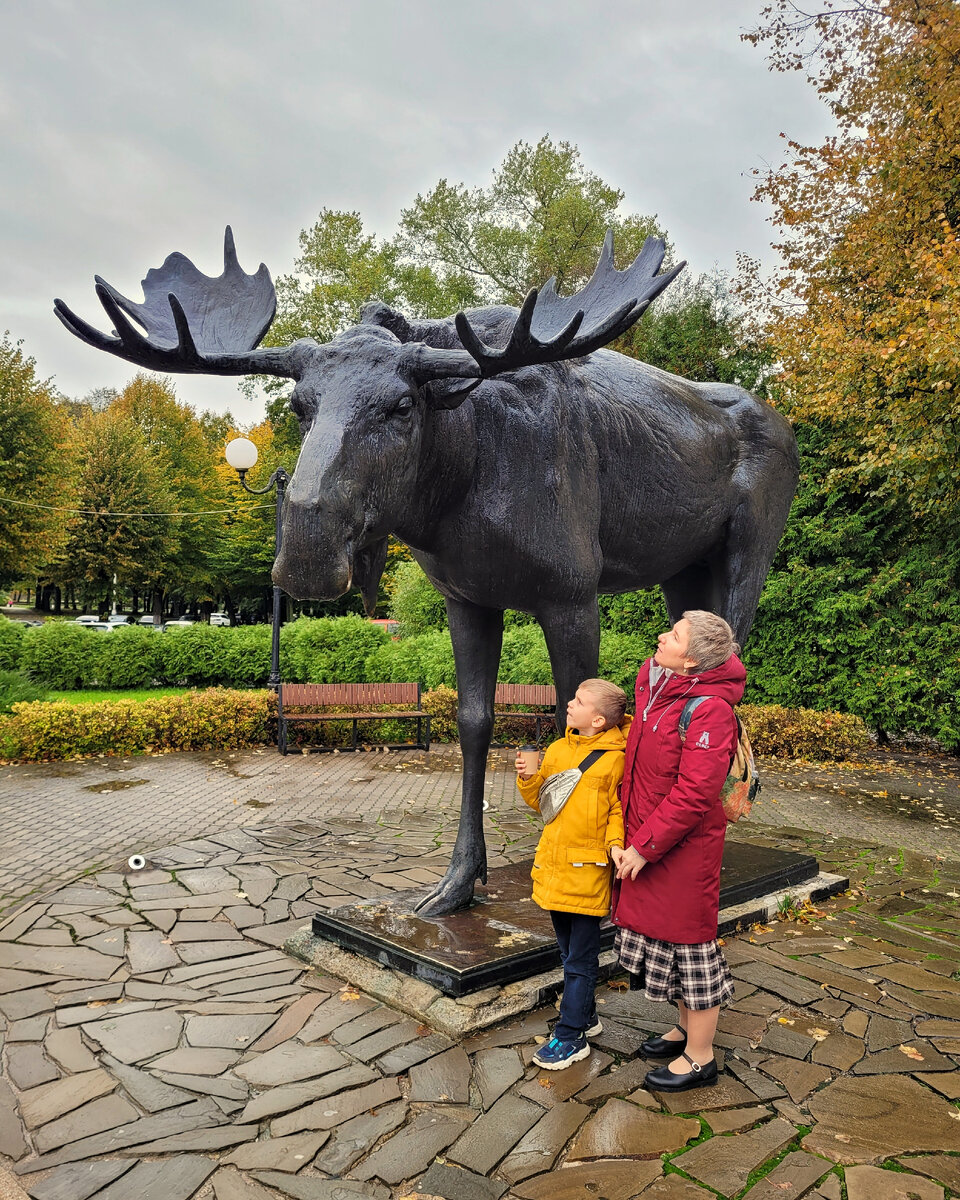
0, 618, 25, 671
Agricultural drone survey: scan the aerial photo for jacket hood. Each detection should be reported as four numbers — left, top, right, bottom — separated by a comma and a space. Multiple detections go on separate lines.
639, 654, 746, 708
564, 713, 632, 752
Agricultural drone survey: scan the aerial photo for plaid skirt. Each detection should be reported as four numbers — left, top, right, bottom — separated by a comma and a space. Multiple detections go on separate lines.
615, 928, 735, 1011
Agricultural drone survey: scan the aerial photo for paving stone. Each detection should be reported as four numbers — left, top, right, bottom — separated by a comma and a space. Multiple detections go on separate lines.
211, 1168, 278, 1200
510, 1159, 663, 1200
732, 962, 826, 1006
331, 1006, 401, 1046
133, 889, 249, 913
8, 1015, 51, 1041
472, 1047, 524, 1109
19, 929, 74, 947
0, 944, 117, 981
124, 1123, 260, 1153
916, 1071, 960, 1100
224, 1129, 330, 1173
80, 1008, 184, 1064
897, 1154, 960, 1193
351, 1106, 472, 1185
184, 1012, 276, 1048
223, 904, 265, 928
175, 939, 268, 965
100, 1053, 194, 1111
124, 980, 211, 1001
867, 1014, 916, 1051
878, 962, 960, 994
20, 1159, 134, 1200
55, 999, 154, 1028
148, 1046, 241, 1074
142, 908, 177, 932
234, 1041, 349, 1087
275, 874, 311, 902
297, 992, 378, 1041
168, 921, 243, 942
6, 1044, 60, 1089
518, 1049, 614, 1106
176, 866, 240, 894
312, 1099, 408, 1175
263, 898, 291, 924
812, 1030, 865, 1070
249, 1174, 389, 1199
245, 917, 309, 947
0, 1078, 28, 1159
445, 1092, 542, 1174
0, 969, 60, 995
78, 929, 124, 958
408, 1046, 472, 1103
656, 1074, 761, 1113
247, 991, 327, 1052
741, 1150, 831, 1200
759, 1024, 818, 1059
759, 1054, 833, 1102
210, 970, 302, 995
0, 903, 48, 941
44, 1027, 98, 1074
704, 1104, 773, 1133
844, 1011, 874, 1039
19, 1069, 117, 1129
86, 1155, 217, 1200
271, 1075, 402, 1136
348, 1016, 424, 1062
804, 1074, 960, 1164
461, 1009, 552, 1053
916, 1018, 960, 1037
810, 1174, 844, 1200
0, 987, 56, 1022
854, 1043, 956, 1073
498, 1099, 590, 1184
150, 1069, 248, 1100
845, 1164, 943, 1200
567, 1097, 699, 1160
34, 1094, 140, 1153
418, 1161, 508, 1200
237, 1063, 377, 1123
673, 1116, 797, 1195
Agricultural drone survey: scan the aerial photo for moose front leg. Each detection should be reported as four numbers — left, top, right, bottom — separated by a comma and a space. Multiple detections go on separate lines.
413, 598, 503, 917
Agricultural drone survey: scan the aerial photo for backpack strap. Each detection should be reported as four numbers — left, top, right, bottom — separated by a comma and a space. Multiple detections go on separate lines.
576, 748, 621, 773
679, 695, 743, 748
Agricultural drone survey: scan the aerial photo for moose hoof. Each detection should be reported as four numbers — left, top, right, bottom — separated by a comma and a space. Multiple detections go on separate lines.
413, 865, 481, 917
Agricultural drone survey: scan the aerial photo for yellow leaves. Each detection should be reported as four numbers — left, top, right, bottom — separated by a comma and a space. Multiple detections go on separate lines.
898, 1044, 925, 1061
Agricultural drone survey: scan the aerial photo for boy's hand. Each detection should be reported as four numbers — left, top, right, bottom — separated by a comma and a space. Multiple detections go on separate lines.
609, 846, 625, 869
515, 751, 535, 780
615, 845, 647, 881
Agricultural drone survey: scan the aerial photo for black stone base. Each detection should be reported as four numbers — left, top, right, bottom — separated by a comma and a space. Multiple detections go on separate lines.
310, 842, 828, 998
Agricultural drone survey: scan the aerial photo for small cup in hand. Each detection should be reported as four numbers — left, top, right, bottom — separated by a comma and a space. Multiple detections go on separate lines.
515, 746, 541, 777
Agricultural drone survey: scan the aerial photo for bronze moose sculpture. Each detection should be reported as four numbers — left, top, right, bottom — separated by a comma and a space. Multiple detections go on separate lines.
56, 227, 798, 915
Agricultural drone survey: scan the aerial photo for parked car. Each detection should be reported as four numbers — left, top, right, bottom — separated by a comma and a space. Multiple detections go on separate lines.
74, 614, 101, 625
161, 619, 195, 632
138, 614, 161, 626
209, 612, 230, 626
106, 614, 131, 625
84, 622, 116, 633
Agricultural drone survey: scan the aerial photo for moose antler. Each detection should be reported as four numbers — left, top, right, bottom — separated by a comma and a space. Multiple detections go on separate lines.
54, 227, 302, 378
454, 232, 685, 377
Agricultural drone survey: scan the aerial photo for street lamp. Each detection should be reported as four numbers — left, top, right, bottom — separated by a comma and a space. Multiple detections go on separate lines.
224, 438, 289, 690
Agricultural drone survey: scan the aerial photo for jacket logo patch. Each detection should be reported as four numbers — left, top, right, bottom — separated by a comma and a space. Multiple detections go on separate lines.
696, 731, 710, 748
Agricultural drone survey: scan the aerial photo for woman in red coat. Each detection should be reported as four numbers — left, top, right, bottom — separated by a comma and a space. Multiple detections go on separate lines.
611, 609, 744, 1093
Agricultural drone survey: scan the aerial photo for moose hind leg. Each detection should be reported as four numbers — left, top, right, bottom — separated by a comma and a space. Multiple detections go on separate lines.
413, 598, 503, 917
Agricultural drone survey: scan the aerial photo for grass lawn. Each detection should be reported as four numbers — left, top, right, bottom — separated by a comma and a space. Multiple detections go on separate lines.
45, 687, 194, 704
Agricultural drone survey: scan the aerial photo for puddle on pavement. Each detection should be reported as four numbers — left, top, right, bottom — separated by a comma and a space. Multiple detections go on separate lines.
246, 799, 272, 808
83, 778, 150, 794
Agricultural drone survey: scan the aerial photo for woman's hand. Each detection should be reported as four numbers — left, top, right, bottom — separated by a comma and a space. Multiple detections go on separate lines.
615, 845, 647, 880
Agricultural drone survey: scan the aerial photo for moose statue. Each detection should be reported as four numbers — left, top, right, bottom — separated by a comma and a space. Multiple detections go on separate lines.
56, 227, 798, 916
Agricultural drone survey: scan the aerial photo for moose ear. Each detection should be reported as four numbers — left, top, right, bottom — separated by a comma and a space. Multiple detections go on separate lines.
419, 378, 482, 411
354, 537, 390, 617
361, 301, 415, 342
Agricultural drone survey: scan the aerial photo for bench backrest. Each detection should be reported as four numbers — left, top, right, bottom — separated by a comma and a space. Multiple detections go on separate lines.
494, 683, 557, 707
281, 682, 421, 707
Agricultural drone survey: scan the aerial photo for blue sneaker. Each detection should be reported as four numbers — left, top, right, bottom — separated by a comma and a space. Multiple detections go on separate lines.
532, 1034, 591, 1071
585, 1015, 603, 1038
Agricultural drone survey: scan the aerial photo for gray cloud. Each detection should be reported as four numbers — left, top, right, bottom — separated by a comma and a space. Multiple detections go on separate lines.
0, 0, 831, 420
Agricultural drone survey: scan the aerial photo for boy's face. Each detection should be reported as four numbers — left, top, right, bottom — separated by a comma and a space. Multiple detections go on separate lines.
566, 686, 605, 733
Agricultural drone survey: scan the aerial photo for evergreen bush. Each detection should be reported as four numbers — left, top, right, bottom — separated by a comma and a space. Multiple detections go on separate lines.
0, 617, 24, 671
284, 615, 387, 683
94, 625, 163, 689
20, 622, 99, 689
155, 625, 231, 687
222, 624, 273, 687
0, 670, 47, 713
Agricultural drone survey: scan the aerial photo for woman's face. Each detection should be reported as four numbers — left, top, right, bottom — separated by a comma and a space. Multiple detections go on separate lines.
655, 618, 695, 673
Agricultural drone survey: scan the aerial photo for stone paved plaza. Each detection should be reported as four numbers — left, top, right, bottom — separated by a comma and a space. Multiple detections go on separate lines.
1, 744, 960, 1199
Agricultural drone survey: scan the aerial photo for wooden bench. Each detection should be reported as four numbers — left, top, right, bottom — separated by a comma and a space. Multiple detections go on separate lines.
492, 683, 558, 747
277, 682, 431, 755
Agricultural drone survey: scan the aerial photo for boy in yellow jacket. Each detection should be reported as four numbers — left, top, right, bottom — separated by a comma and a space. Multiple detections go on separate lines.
516, 678, 629, 1069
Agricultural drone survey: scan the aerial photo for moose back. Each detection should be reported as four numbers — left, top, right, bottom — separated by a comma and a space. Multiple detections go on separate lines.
56, 228, 798, 915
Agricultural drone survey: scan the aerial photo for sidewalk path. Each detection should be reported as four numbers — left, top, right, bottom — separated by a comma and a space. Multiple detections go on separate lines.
1, 744, 960, 1199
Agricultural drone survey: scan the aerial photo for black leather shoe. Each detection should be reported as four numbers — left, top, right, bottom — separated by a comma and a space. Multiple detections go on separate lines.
645, 1052, 718, 1092
640, 1026, 687, 1057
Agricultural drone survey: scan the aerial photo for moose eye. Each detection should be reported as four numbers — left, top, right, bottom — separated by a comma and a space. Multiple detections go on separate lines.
392, 396, 415, 417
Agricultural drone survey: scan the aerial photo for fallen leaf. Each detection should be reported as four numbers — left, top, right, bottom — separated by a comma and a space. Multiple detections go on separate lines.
778, 1017, 796, 1026
834, 1133, 851, 1143
538, 1077, 554, 1089
809, 1028, 830, 1041
340, 990, 361, 1002
899, 1044, 925, 1061
607, 980, 628, 991
533, 1035, 547, 1044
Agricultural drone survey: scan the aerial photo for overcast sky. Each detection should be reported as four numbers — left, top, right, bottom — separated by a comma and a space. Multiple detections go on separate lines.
1, 0, 831, 425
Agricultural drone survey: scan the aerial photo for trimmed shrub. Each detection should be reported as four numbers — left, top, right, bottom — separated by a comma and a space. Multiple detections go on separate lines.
499, 626, 552, 684
222, 624, 273, 687
2, 688, 270, 762
284, 615, 388, 683
738, 703, 870, 761
422, 685, 459, 742
598, 632, 651, 691
20, 622, 99, 689
94, 626, 163, 689
0, 670, 47, 713
387, 559, 448, 635
365, 629, 456, 690
0, 617, 25, 670
155, 625, 231, 687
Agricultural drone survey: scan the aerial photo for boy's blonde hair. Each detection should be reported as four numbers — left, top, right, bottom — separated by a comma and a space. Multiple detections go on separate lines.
682, 610, 741, 672
579, 678, 627, 729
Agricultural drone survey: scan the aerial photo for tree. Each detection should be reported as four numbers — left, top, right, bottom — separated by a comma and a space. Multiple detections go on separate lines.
741, 0, 960, 527
56, 408, 175, 611
0, 335, 71, 588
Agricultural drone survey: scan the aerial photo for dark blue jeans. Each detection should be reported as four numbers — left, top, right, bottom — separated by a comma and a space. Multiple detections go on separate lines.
550, 911, 602, 1040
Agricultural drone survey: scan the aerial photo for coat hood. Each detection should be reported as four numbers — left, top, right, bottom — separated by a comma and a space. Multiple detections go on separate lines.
638, 655, 746, 709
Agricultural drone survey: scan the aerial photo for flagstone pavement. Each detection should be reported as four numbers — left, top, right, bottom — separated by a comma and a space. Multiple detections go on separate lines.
1, 743, 960, 1199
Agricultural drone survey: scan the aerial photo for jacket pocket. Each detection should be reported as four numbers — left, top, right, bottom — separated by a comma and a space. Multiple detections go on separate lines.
566, 845, 608, 867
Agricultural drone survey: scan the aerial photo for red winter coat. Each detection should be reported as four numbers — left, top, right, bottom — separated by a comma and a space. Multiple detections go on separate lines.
611, 654, 746, 944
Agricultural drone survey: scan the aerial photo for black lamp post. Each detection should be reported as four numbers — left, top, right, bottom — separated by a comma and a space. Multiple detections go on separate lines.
224, 438, 289, 689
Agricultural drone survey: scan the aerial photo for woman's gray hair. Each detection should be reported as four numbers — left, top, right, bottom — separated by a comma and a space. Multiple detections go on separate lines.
683, 610, 740, 672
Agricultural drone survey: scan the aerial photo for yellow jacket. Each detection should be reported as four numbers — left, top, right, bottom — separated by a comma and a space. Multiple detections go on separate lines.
517, 717, 630, 916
